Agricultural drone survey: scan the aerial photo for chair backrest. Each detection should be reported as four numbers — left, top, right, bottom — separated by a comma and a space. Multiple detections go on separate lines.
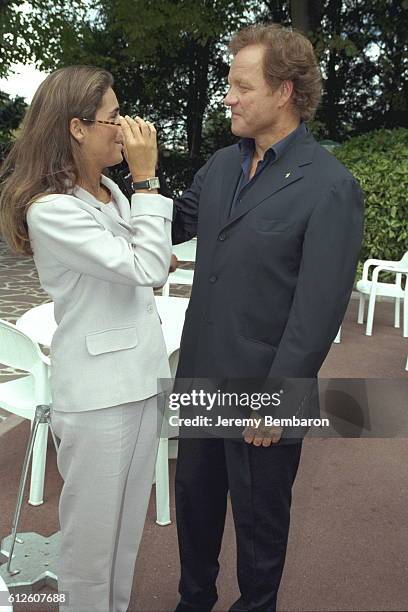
0, 319, 45, 374
399, 251, 408, 269
172, 239, 197, 262
168, 349, 180, 378
0, 319, 50, 406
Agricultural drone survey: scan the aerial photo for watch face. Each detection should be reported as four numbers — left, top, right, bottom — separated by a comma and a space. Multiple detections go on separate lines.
149, 178, 160, 189
132, 177, 160, 191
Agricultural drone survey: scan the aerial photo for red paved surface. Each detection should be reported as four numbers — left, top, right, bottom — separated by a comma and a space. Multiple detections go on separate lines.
1, 242, 407, 611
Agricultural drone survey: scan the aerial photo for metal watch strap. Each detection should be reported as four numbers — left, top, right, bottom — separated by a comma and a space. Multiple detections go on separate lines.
131, 177, 160, 191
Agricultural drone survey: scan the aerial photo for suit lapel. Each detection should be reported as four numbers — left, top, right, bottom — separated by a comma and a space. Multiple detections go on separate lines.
220, 131, 316, 231
101, 175, 131, 224
218, 146, 244, 227
74, 177, 133, 239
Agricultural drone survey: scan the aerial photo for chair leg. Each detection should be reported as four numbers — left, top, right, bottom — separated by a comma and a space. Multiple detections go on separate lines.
366, 291, 377, 336
357, 294, 365, 324
394, 297, 401, 328
333, 326, 341, 344
155, 438, 171, 526
28, 422, 48, 506
6, 405, 58, 575
403, 296, 407, 338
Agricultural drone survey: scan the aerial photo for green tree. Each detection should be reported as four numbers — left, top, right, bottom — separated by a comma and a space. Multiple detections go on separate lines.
29, 0, 252, 165
261, 1, 407, 139
0, 91, 26, 141
0, 0, 89, 78
1, 0, 406, 182
290, 0, 324, 33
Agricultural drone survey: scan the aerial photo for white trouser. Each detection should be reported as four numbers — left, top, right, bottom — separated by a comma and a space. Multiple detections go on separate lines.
51, 396, 159, 612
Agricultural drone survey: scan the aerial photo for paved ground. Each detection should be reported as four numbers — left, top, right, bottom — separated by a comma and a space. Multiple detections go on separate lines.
0, 240, 407, 611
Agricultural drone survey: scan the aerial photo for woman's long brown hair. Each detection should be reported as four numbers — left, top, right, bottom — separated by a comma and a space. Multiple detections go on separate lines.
0, 65, 114, 255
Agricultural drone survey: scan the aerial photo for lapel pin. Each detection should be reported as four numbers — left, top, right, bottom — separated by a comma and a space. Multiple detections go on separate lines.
285, 172, 291, 178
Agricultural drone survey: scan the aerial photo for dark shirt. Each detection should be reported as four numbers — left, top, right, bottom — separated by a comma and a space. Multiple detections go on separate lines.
230, 122, 307, 216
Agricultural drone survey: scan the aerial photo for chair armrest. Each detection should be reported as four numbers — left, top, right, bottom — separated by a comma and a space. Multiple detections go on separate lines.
371, 265, 408, 284
362, 258, 400, 281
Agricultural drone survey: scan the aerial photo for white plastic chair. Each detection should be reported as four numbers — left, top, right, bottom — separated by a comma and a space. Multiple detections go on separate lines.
0, 574, 13, 612
162, 238, 196, 296
15, 298, 189, 525
0, 319, 51, 506
356, 252, 408, 337
155, 348, 180, 526
333, 326, 341, 343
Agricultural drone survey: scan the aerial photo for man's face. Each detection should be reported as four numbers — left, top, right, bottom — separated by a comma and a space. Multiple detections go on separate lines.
224, 44, 283, 139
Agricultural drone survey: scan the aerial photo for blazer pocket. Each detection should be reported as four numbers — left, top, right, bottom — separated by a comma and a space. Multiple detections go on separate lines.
86, 325, 138, 356
252, 219, 293, 233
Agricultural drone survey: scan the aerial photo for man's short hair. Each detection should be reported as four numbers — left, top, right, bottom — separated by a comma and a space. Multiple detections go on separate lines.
228, 23, 322, 121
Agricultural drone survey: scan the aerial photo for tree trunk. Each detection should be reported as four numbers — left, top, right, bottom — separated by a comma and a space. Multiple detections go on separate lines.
186, 39, 212, 162
263, 0, 290, 24
290, 0, 310, 33
290, 0, 323, 34
325, 0, 342, 139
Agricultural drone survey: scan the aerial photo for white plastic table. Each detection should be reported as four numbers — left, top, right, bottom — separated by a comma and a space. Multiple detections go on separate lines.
15, 295, 189, 526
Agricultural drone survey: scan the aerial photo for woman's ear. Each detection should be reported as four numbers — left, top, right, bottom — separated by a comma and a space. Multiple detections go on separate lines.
70, 118, 85, 143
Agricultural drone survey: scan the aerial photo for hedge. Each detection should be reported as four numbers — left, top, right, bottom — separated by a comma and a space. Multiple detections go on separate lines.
333, 128, 408, 277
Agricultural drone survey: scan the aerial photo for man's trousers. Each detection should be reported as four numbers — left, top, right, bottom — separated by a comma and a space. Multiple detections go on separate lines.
51, 396, 159, 612
175, 437, 302, 612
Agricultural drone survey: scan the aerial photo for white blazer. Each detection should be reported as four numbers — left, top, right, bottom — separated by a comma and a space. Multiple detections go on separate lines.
26, 175, 173, 412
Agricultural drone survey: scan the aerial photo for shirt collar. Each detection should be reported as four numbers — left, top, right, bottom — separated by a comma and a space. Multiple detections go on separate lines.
239, 121, 307, 162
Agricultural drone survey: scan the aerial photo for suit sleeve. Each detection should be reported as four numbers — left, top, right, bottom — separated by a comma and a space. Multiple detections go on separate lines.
268, 176, 364, 383
172, 152, 218, 244
27, 193, 173, 287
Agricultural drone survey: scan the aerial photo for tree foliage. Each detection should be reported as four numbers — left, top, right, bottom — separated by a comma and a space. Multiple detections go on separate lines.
0, 0, 89, 78
334, 128, 408, 267
0, 0, 407, 175
0, 90, 26, 140
28, 0, 251, 162
259, 0, 408, 140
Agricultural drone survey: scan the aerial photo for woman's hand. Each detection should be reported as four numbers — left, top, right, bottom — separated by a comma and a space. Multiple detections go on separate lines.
119, 115, 158, 181
169, 254, 178, 273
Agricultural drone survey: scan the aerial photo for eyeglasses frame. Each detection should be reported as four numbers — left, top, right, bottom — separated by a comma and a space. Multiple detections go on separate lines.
80, 117, 121, 127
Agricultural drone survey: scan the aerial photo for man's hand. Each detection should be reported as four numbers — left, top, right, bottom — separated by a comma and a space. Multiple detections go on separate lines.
243, 411, 283, 447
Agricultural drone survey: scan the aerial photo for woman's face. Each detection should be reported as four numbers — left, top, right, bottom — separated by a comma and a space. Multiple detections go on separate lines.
77, 87, 124, 169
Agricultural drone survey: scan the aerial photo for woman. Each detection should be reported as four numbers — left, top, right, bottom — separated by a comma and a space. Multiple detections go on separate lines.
0, 65, 173, 611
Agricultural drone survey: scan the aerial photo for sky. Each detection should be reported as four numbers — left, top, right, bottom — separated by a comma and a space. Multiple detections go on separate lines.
0, 63, 48, 103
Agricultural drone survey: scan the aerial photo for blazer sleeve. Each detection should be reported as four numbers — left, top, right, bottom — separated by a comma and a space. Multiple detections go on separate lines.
267, 176, 364, 382
172, 152, 218, 244
27, 193, 173, 287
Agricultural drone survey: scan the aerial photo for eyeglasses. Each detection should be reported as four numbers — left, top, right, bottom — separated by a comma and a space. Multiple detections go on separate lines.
80, 117, 121, 127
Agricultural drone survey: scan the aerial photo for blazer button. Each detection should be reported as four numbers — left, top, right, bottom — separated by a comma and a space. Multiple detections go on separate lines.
218, 232, 226, 241
147, 304, 154, 313
209, 275, 217, 283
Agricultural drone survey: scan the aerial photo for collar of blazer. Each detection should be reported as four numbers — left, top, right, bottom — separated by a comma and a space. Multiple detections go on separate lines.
219, 130, 317, 231
73, 174, 133, 238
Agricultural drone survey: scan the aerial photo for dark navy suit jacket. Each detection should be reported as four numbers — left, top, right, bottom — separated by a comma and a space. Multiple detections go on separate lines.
172, 128, 363, 425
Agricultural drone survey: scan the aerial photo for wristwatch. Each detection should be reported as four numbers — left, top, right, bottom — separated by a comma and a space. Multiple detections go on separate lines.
131, 177, 160, 191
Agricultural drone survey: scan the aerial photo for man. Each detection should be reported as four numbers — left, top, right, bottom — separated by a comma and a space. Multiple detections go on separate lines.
171, 23, 364, 612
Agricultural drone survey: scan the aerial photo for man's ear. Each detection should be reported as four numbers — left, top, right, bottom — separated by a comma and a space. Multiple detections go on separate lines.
278, 80, 294, 107
70, 118, 85, 143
